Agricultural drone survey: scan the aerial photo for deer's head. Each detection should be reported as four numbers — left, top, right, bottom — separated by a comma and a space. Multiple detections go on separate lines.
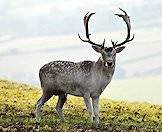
78, 8, 134, 67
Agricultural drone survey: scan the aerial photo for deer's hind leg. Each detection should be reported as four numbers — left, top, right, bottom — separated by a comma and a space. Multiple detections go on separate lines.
35, 89, 53, 122
55, 92, 67, 123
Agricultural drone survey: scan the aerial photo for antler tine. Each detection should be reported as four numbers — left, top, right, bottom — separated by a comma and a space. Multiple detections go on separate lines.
78, 12, 105, 48
84, 12, 95, 38
83, 12, 89, 28
119, 8, 127, 15
111, 40, 118, 48
112, 8, 134, 48
111, 40, 115, 47
102, 39, 105, 49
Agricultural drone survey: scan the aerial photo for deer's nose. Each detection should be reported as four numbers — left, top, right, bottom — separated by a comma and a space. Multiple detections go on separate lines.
107, 62, 113, 66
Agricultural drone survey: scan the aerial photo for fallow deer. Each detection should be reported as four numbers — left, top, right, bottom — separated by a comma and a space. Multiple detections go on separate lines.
35, 8, 134, 124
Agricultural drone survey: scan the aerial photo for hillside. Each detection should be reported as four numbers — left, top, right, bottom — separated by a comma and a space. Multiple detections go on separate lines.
0, 79, 162, 131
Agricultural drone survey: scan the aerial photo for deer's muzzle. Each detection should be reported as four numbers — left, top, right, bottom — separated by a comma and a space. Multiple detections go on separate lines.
104, 61, 113, 67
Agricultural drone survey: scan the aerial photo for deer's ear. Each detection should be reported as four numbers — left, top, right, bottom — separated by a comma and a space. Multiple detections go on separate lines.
116, 46, 125, 53
92, 45, 102, 53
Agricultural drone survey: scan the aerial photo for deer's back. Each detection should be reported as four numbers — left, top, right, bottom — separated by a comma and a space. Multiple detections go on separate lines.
39, 60, 95, 95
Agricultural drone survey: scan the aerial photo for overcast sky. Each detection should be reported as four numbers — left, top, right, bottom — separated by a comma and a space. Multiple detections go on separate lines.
0, 0, 162, 38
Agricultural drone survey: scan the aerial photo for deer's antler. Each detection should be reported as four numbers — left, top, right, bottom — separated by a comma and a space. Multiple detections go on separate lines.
78, 12, 105, 49
112, 8, 134, 48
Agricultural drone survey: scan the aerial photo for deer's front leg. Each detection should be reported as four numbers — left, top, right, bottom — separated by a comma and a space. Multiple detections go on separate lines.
83, 95, 94, 123
92, 96, 99, 124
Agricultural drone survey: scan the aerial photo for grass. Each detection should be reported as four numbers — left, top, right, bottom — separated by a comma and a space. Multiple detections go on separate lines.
0, 79, 162, 131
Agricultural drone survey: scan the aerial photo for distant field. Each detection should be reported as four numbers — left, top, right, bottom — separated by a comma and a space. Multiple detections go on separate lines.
0, 79, 162, 131
102, 75, 162, 105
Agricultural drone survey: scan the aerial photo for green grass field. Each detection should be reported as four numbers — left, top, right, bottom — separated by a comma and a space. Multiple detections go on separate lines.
0, 79, 162, 131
